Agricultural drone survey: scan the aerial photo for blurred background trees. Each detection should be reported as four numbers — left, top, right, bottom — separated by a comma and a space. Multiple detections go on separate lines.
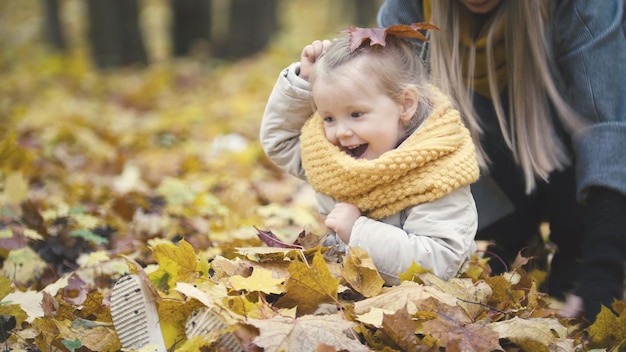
35, 0, 382, 70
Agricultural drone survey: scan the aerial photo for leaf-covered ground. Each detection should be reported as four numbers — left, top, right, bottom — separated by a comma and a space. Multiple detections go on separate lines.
1, 1, 625, 351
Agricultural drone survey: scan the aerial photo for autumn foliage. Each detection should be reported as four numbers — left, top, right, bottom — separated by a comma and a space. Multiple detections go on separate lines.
341, 22, 439, 52
1, 2, 626, 352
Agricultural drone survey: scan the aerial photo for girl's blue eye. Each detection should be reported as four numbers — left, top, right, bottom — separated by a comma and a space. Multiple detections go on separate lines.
323, 116, 334, 123
351, 112, 363, 118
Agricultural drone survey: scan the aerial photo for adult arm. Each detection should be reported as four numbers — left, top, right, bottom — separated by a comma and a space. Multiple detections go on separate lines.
348, 186, 478, 284
553, 0, 626, 199
552, 0, 626, 320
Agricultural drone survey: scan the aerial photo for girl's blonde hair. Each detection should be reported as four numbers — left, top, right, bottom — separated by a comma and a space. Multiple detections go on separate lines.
429, 0, 586, 192
310, 35, 437, 140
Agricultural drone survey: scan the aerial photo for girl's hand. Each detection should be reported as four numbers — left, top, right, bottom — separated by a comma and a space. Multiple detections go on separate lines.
324, 202, 361, 244
299, 39, 332, 80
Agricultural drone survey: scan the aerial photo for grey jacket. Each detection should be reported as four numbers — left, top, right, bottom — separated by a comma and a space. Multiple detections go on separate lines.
378, 0, 626, 205
260, 63, 478, 284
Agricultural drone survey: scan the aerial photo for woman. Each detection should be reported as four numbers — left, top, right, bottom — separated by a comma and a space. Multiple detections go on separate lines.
378, 0, 625, 321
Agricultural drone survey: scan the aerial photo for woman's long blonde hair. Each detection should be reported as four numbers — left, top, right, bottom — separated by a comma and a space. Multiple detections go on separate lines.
429, 0, 586, 192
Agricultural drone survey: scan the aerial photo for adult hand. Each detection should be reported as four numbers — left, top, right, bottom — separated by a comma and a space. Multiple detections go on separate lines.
299, 39, 332, 80
574, 187, 626, 321
324, 202, 361, 244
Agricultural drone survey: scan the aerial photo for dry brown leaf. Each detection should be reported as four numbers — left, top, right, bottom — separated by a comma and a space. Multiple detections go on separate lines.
55, 318, 121, 352
489, 316, 570, 352
381, 305, 420, 351
420, 272, 492, 321
422, 300, 502, 352
353, 281, 457, 316
248, 314, 368, 352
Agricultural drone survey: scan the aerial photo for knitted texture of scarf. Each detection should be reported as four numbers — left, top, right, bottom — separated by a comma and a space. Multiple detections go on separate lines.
300, 89, 479, 220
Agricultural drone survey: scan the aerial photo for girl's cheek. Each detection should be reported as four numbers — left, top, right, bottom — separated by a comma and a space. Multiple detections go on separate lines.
324, 128, 335, 143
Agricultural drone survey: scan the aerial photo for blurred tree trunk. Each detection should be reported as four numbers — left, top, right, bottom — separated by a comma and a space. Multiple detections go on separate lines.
85, 0, 148, 69
170, 0, 211, 57
41, 0, 66, 51
212, 0, 278, 59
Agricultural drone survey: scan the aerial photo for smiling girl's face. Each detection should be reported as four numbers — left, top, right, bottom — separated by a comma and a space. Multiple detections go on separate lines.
312, 59, 415, 160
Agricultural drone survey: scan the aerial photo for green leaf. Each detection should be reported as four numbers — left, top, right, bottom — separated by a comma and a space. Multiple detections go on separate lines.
70, 229, 109, 245
62, 337, 83, 352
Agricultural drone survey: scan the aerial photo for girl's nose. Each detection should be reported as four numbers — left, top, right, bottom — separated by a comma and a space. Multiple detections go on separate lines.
336, 121, 353, 138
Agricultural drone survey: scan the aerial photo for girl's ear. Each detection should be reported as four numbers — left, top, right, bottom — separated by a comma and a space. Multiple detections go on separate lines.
400, 86, 419, 123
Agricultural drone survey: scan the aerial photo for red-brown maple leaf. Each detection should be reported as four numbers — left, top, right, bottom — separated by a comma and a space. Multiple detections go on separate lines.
341, 22, 439, 52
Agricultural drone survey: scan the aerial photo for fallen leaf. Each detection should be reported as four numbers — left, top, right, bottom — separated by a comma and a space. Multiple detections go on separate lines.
422, 300, 502, 352
341, 22, 439, 52
227, 266, 285, 295
420, 272, 492, 321
63, 272, 88, 305
353, 281, 457, 316
1, 247, 47, 286
2, 290, 43, 323
175, 281, 228, 308
381, 305, 420, 351
341, 247, 384, 298
489, 316, 569, 352
277, 251, 340, 315
398, 261, 430, 282
0, 172, 29, 206
587, 304, 626, 349
248, 314, 368, 352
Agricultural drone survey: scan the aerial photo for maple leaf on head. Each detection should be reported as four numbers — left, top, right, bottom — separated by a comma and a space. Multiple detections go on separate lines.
341, 22, 439, 53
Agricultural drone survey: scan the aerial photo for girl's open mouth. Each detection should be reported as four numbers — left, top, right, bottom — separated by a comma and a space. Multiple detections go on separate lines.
342, 144, 368, 158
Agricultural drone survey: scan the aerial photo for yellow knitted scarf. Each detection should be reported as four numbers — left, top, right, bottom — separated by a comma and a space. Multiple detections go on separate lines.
300, 89, 479, 220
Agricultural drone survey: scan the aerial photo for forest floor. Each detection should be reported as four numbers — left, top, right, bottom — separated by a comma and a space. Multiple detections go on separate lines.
1, 1, 625, 351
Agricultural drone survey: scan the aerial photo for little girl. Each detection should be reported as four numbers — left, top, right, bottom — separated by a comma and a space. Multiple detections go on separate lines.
260, 32, 480, 284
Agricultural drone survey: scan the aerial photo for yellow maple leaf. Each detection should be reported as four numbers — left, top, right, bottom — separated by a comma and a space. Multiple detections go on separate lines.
150, 239, 199, 288
157, 297, 203, 349
0, 300, 28, 328
341, 247, 384, 298
277, 250, 340, 315
0, 172, 29, 206
79, 250, 110, 267
175, 281, 228, 308
462, 255, 491, 280
398, 261, 429, 282
587, 304, 626, 349
0, 276, 11, 300
227, 267, 285, 295
0, 132, 34, 176
1, 247, 47, 286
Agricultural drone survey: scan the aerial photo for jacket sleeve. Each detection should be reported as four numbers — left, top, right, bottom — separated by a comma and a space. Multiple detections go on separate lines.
348, 186, 478, 284
552, 0, 626, 201
259, 62, 316, 180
